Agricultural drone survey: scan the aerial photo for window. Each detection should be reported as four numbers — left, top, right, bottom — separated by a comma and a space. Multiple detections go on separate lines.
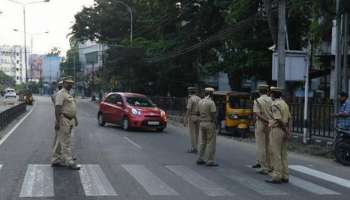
105, 94, 117, 104
126, 96, 154, 107
228, 96, 250, 109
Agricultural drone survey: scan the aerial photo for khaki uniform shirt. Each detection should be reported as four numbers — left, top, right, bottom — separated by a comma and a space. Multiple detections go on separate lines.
198, 96, 217, 122
186, 95, 201, 115
253, 94, 273, 121
269, 98, 291, 128
55, 88, 77, 119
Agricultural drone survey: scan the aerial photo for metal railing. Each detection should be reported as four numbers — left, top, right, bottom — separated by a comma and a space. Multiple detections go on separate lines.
151, 96, 336, 139
0, 103, 27, 130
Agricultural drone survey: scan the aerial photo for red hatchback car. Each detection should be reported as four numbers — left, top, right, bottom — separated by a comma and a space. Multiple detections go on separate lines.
98, 92, 167, 131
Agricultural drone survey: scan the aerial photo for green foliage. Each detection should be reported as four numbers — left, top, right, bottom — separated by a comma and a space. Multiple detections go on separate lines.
0, 71, 15, 89
70, 0, 336, 96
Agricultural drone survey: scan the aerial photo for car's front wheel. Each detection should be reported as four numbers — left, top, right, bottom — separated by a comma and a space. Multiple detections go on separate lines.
98, 113, 105, 126
122, 117, 130, 131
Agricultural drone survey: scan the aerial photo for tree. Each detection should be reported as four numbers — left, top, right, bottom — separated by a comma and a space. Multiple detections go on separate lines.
0, 71, 15, 90
70, 0, 336, 96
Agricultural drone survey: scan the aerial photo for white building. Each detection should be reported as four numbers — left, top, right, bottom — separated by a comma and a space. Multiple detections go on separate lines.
78, 40, 108, 74
0, 45, 26, 84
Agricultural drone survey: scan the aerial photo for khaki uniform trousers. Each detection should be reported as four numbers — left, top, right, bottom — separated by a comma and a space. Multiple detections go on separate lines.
51, 130, 61, 163
270, 127, 288, 181
198, 122, 216, 163
188, 115, 200, 150
52, 116, 74, 165
255, 120, 271, 170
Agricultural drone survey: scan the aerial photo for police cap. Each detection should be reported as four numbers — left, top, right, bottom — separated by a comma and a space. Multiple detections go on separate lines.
62, 76, 74, 84
204, 87, 215, 92
270, 86, 282, 92
187, 86, 196, 92
257, 84, 269, 90
58, 81, 63, 86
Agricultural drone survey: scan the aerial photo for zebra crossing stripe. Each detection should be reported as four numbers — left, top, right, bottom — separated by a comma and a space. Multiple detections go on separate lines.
289, 165, 350, 189
122, 164, 178, 196
223, 168, 287, 196
19, 164, 54, 198
166, 165, 233, 197
289, 175, 340, 195
79, 165, 118, 196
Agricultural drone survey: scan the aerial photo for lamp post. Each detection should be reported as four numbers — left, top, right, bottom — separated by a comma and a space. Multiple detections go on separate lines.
114, 0, 133, 44
13, 29, 49, 81
8, 0, 50, 84
111, 1, 133, 91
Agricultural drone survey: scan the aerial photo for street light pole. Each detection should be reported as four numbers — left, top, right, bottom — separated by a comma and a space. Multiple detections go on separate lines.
115, 0, 133, 91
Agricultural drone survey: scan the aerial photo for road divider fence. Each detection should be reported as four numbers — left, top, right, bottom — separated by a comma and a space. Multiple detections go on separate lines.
0, 103, 27, 131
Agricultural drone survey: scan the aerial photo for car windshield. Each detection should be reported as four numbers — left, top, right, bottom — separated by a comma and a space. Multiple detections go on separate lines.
228, 96, 250, 109
126, 97, 154, 107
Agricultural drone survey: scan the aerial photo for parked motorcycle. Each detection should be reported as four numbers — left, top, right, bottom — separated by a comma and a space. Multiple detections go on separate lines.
335, 128, 350, 166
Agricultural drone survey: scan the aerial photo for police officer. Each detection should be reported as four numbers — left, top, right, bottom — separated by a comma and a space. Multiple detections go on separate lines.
184, 87, 201, 153
51, 81, 63, 104
266, 87, 291, 184
53, 76, 80, 170
197, 87, 218, 167
253, 84, 272, 174
51, 81, 63, 165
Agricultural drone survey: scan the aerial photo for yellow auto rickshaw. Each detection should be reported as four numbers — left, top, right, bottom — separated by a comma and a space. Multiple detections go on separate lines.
213, 91, 253, 137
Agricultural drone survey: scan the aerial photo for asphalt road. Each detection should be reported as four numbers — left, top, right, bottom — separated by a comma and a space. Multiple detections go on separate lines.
0, 96, 349, 200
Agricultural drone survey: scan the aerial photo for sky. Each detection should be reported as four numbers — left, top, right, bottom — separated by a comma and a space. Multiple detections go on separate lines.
0, 0, 95, 56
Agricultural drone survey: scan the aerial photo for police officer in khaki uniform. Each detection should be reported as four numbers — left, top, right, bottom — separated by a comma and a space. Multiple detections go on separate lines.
53, 76, 80, 170
196, 87, 218, 167
51, 81, 63, 165
266, 87, 291, 184
184, 87, 201, 153
253, 84, 272, 174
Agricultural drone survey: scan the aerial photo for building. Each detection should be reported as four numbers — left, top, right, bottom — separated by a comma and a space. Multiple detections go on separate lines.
0, 45, 26, 84
78, 40, 108, 74
41, 55, 62, 94
41, 55, 62, 83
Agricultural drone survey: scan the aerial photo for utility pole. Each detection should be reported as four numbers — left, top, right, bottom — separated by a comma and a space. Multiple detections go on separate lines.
343, 12, 349, 93
335, 0, 342, 109
277, 0, 286, 90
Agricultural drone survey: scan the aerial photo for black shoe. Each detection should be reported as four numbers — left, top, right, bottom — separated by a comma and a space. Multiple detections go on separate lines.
51, 162, 65, 167
282, 179, 289, 183
206, 162, 219, 167
265, 179, 282, 184
251, 164, 261, 169
196, 159, 206, 165
67, 163, 81, 170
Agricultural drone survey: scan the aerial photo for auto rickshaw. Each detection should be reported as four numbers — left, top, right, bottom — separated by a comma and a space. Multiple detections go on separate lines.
213, 91, 253, 137
21, 90, 33, 105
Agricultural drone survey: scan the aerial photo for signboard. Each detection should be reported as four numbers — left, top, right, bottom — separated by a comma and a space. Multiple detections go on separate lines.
272, 51, 308, 81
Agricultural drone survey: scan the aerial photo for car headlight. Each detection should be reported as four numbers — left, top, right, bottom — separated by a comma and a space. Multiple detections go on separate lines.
131, 108, 141, 116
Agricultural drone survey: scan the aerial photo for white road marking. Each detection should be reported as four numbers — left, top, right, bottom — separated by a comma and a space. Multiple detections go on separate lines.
0, 103, 36, 147
166, 165, 233, 197
223, 168, 286, 196
289, 175, 340, 195
123, 136, 142, 149
79, 164, 118, 196
122, 164, 178, 196
289, 165, 350, 189
19, 164, 54, 198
